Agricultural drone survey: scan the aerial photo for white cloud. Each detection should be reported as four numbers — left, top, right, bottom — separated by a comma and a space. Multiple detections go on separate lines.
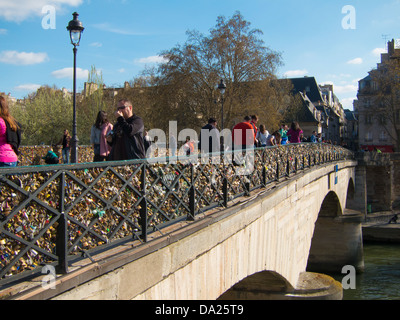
14, 83, 41, 92
347, 58, 363, 65
0, 0, 83, 22
89, 42, 103, 48
372, 47, 386, 57
283, 69, 308, 78
332, 84, 358, 94
51, 67, 88, 79
135, 55, 168, 64
341, 97, 356, 109
0, 28, 7, 35
0, 50, 48, 65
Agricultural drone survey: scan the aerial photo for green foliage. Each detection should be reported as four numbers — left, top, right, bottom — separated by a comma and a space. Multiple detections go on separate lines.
78, 65, 108, 144
11, 86, 72, 145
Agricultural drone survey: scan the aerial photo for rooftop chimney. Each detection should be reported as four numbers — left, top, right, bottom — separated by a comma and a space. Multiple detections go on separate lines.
388, 39, 395, 57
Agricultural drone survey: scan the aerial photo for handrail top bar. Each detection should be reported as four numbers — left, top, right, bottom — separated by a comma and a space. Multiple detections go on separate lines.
1, 143, 351, 174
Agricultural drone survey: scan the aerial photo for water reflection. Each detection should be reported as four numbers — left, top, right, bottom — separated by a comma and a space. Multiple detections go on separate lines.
334, 243, 400, 300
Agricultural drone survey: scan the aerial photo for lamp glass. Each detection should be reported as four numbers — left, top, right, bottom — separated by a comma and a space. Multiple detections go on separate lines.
70, 30, 81, 46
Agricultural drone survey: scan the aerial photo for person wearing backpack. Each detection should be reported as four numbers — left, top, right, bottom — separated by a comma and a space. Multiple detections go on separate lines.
0, 95, 21, 167
43, 147, 59, 164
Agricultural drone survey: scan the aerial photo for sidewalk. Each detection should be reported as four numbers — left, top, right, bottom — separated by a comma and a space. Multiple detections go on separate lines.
362, 212, 400, 243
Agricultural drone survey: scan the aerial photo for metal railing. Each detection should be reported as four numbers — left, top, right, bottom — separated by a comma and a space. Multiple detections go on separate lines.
0, 143, 354, 284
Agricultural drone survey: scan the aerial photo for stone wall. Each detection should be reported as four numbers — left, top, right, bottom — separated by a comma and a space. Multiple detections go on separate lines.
392, 155, 400, 210
356, 152, 400, 213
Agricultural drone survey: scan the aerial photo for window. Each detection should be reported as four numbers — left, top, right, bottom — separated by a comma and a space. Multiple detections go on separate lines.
365, 132, 373, 142
379, 131, 388, 141
378, 114, 387, 125
365, 114, 373, 125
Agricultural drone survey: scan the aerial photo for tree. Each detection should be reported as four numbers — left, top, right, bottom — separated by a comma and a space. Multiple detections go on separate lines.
152, 11, 286, 132
11, 86, 72, 145
78, 66, 108, 144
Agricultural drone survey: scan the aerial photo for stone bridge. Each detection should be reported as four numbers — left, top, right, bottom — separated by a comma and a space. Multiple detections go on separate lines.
0, 144, 361, 300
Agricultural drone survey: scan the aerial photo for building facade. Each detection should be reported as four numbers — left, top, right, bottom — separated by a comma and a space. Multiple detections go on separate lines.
354, 39, 400, 153
288, 77, 346, 144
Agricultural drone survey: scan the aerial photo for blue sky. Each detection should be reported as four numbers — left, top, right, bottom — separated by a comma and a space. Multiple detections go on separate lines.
1, 0, 399, 110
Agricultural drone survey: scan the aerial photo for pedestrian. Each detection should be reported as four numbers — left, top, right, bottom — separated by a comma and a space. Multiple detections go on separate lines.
310, 131, 317, 143
279, 124, 289, 145
107, 99, 145, 160
266, 130, 281, 146
250, 115, 259, 147
183, 137, 195, 156
91, 111, 113, 162
231, 116, 255, 150
57, 129, 71, 164
0, 95, 21, 167
287, 121, 303, 144
199, 118, 220, 154
43, 146, 59, 164
256, 124, 269, 147
143, 130, 152, 155
273, 130, 282, 145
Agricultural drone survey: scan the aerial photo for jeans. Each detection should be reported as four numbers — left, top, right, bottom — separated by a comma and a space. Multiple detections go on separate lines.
0, 161, 18, 167
62, 148, 70, 164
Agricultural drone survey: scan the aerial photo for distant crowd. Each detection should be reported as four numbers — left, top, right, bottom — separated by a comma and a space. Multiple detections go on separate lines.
0, 95, 343, 167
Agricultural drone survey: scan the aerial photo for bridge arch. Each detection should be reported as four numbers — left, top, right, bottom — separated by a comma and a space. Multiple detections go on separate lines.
345, 177, 357, 210
307, 184, 364, 274
218, 271, 293, 300
319, 191, 343, 217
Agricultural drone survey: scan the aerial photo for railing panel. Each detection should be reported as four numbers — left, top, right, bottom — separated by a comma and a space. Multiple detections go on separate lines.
0, 143, 354, 284
145, 162, 191, 227
0, 172, 61, 279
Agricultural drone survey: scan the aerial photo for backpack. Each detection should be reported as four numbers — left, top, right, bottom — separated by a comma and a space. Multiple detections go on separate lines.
6, 121, 21, 155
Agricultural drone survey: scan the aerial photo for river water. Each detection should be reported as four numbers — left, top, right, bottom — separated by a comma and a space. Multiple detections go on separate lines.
334, 243, 400, 300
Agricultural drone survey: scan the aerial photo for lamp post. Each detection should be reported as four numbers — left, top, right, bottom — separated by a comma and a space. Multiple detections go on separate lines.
217, 79, 226, 130
217, 79, 226, 151
67, 12, 84, 163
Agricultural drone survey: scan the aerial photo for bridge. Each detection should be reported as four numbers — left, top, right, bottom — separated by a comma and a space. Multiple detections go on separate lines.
0, 144, 361, 300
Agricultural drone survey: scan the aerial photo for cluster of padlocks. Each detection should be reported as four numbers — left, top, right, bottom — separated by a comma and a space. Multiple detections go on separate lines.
0, 143, 353, 280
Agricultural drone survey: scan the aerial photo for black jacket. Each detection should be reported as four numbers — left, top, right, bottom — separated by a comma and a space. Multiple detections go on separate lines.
199, 123, 220, 153
109, 114, 145, 160
6, 121, 21, 155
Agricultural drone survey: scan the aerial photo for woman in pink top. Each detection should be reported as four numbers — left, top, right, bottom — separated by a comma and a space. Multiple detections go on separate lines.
90, 111, 113, 162
287, 121, 303, 144
0, 96, 20, 167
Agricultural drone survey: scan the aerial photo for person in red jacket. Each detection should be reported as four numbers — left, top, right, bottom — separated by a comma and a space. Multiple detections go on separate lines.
231, 116, 255, 150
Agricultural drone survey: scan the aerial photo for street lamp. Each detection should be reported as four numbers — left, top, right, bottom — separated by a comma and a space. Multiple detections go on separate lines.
67, 12, 84, 163
217, 79, 226, 151
217, 79, 226, 130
